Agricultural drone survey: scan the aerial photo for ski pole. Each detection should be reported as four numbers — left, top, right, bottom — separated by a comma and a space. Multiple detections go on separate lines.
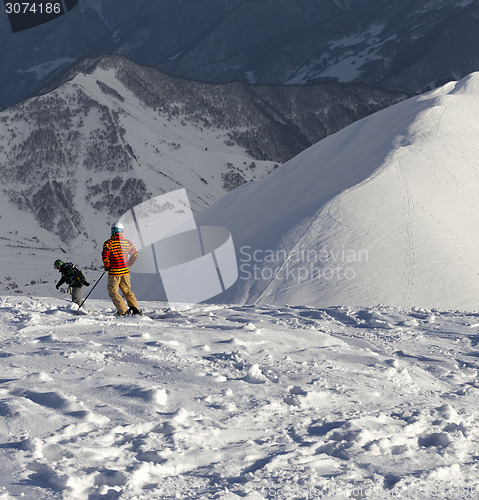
75, 271, 105, 315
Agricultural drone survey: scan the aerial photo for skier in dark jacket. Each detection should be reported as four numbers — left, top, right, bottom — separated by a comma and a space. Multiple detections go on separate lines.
54, 259, 90, 307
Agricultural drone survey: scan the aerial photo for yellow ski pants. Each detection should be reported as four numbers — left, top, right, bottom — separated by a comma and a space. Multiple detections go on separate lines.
107, 274, 139, 315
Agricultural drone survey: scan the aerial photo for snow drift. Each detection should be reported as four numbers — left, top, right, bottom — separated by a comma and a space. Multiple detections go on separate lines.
196, 72, 479, 311
2, 296, 479, 498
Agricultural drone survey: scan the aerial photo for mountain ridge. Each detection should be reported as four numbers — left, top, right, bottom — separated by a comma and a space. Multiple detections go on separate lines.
0, 0, 477, 109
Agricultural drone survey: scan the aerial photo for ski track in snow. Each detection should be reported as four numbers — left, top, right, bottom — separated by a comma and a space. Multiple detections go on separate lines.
1, 297, 479, 499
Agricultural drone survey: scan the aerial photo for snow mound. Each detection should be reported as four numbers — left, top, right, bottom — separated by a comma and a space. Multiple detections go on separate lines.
198, 72, 479, 311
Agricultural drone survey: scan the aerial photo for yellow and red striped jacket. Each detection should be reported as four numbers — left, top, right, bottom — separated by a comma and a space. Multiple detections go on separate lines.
102, 233, 138, 275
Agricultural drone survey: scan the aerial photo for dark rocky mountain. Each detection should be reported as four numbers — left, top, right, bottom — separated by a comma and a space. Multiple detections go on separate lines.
48, 55, 407, 163
0, 0, 477, 109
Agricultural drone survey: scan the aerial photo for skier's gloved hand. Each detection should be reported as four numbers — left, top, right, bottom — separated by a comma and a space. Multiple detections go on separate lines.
56, 283, 60, 289
84, 281, 90, 286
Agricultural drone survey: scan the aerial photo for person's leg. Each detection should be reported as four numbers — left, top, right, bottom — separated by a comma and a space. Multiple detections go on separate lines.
71, 286, 83, 306
118, 274, 140, 310
107, 275, 128, 315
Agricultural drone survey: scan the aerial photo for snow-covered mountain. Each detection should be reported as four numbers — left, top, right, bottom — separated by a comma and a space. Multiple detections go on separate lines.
0, 0, 477, 108
0, 57, 272, 296
197, 72, 479, 311
164, 0, 479, 94
0, 55, 403, 297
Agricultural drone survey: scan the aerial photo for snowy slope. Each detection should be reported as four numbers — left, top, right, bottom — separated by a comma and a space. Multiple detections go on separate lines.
1, 296, 479, 499
0, 196, 67, 300
197, 73, 479, 311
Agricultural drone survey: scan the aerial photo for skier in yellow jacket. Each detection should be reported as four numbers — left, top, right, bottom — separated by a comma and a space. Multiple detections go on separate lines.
102, 222, 141, 316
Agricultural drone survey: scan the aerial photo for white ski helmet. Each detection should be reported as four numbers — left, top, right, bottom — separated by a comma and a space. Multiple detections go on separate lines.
111, 222, 124, 235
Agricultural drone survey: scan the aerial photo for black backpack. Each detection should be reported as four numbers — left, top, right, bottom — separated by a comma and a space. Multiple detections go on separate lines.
62, 262, 87, 286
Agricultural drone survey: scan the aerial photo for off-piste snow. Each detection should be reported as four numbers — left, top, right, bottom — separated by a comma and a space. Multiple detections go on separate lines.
3, 73, 479, 499
1, 296, 479, 499
197, 72, 479, 311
